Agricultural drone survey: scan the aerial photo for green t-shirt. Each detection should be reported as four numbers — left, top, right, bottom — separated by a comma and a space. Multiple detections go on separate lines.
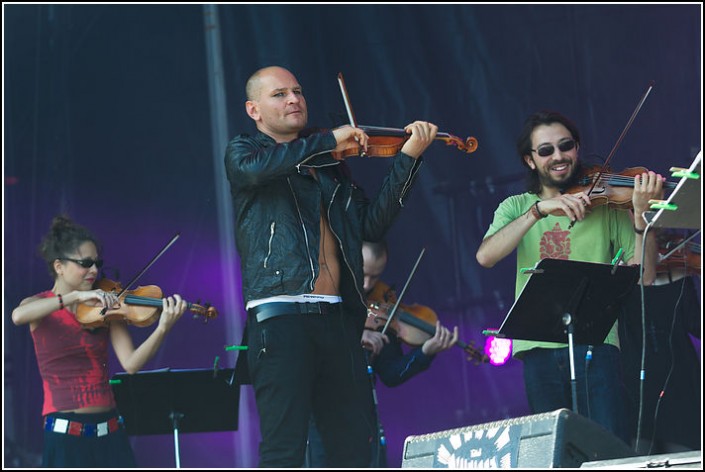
484, 192, 636, 357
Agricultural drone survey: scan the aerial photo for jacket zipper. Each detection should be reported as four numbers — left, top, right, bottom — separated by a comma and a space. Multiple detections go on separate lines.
327, 183, 367, 309
398, 160, 423, 207
295, 150, 337, 173
263, 221, 275, 269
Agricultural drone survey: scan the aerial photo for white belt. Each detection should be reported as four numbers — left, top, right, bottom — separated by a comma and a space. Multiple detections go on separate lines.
246, 294, 342, 310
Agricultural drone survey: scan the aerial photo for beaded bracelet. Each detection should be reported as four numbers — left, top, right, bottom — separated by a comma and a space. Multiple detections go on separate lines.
57, 293, 64, 310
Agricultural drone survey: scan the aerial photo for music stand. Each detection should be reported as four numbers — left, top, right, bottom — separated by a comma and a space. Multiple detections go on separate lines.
111, 368, 239, 468
491, 258, 639, 413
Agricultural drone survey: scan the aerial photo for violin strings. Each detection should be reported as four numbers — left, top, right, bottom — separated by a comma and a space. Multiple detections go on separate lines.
586, 172, 676, 189
585, 173, 650, 187
123, 294, 163, 306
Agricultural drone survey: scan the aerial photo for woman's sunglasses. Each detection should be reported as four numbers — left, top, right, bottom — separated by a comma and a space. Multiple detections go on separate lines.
60, 257, 104, 269
531, 139, 577, 157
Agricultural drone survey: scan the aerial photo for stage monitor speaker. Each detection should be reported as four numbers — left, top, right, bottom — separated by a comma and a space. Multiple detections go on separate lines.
402, 408, 635, 468
581, 450, 702, 468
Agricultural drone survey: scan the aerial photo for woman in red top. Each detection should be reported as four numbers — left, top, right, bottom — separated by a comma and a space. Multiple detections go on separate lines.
11, 215, 187, 468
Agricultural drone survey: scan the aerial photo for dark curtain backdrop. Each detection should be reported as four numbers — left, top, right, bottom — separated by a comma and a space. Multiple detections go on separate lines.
3, 4, 701, 468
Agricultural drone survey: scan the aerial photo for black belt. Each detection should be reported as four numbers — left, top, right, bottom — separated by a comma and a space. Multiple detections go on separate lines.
248, 301, 343, 322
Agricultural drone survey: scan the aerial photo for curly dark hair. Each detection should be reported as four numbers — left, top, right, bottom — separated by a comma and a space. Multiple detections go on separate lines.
38, 215, 101, 278
516, 110, 581, 194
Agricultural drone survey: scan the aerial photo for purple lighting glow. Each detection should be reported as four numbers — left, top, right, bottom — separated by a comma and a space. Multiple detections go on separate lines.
485, 334, 512, 366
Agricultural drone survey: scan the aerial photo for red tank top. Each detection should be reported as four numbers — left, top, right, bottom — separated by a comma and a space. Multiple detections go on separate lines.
31, 291, 116, 415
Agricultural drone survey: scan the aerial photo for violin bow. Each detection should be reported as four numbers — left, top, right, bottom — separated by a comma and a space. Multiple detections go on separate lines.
337, 72, 367, 157
569, 81, 655, 229
99, 233, 180, 315
337, 73, 358, 128
587, 81, 655, 197
380, 247, 426, 336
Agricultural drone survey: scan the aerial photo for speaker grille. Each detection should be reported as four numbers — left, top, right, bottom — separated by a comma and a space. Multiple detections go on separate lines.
402, 409, 634, 468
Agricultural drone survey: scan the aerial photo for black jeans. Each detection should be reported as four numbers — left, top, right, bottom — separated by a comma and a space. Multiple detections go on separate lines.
247, 309, 375, 467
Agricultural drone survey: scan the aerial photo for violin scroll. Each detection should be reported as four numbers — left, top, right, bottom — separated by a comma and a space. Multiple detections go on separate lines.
461, 340, 490, 365
189, 300, 218, 321
438, 134, 479, 154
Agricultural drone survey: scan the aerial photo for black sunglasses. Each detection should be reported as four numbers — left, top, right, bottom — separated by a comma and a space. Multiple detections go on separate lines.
531, 139, 576, 157
60, 257, 104, 269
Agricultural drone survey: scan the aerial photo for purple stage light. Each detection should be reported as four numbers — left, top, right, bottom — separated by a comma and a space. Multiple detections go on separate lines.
485, 334, 512, 366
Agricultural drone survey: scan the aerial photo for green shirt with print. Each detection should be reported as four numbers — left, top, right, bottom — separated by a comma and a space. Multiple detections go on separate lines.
483, 192, 636, 358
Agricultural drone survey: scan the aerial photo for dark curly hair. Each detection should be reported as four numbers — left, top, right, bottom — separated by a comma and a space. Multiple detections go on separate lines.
516, 110, 581, 194
38, 215, 101, 278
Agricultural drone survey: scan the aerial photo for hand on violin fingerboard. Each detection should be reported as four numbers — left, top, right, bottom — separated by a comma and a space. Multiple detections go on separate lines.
400, 121, 438, 159
421, 321, 458, 356
156, 294, 187, 332
631, 170, 665, 217
361, 329, 389, 356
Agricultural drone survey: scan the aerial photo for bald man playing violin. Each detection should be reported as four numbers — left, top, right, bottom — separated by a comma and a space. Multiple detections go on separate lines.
224, 65, 437, 468
476, 110, 664, 445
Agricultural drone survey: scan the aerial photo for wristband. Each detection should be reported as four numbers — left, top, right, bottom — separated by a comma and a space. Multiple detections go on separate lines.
633, 225, 645, 235
531, 200, 547, 219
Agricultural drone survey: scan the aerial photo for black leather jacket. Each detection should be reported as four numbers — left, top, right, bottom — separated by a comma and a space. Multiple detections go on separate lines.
224, 129, 423, 319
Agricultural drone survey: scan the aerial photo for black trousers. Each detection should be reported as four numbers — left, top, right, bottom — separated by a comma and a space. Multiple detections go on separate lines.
246, 309, 375, 467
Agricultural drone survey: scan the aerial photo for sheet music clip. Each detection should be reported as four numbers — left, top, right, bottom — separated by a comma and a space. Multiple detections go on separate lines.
520, 267, 544, 275
610, 248, 624, 275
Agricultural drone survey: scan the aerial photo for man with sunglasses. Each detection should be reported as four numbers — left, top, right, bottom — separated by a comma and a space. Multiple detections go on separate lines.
11, 215, 188, 468
476, 110, 664, 444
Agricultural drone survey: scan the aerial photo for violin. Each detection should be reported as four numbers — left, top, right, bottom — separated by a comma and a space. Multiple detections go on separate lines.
365, 281, 489, 364
334, 73, 478, 160
656, 232, 701, 276
563, 165, 676, 211
75, 278, 218, 328
332, 125, 478, 160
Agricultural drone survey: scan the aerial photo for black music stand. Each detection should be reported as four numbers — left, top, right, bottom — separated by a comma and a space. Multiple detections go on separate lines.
492, 258, 639, 413
111, 368, 239, 468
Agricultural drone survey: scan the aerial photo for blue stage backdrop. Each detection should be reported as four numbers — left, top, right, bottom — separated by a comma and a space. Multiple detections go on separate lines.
3, 4, 701, 468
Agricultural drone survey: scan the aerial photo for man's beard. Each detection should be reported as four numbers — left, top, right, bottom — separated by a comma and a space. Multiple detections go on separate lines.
538, 162, 583, 193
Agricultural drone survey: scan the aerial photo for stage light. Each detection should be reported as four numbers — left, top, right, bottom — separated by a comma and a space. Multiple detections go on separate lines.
484, 334, 512, 366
